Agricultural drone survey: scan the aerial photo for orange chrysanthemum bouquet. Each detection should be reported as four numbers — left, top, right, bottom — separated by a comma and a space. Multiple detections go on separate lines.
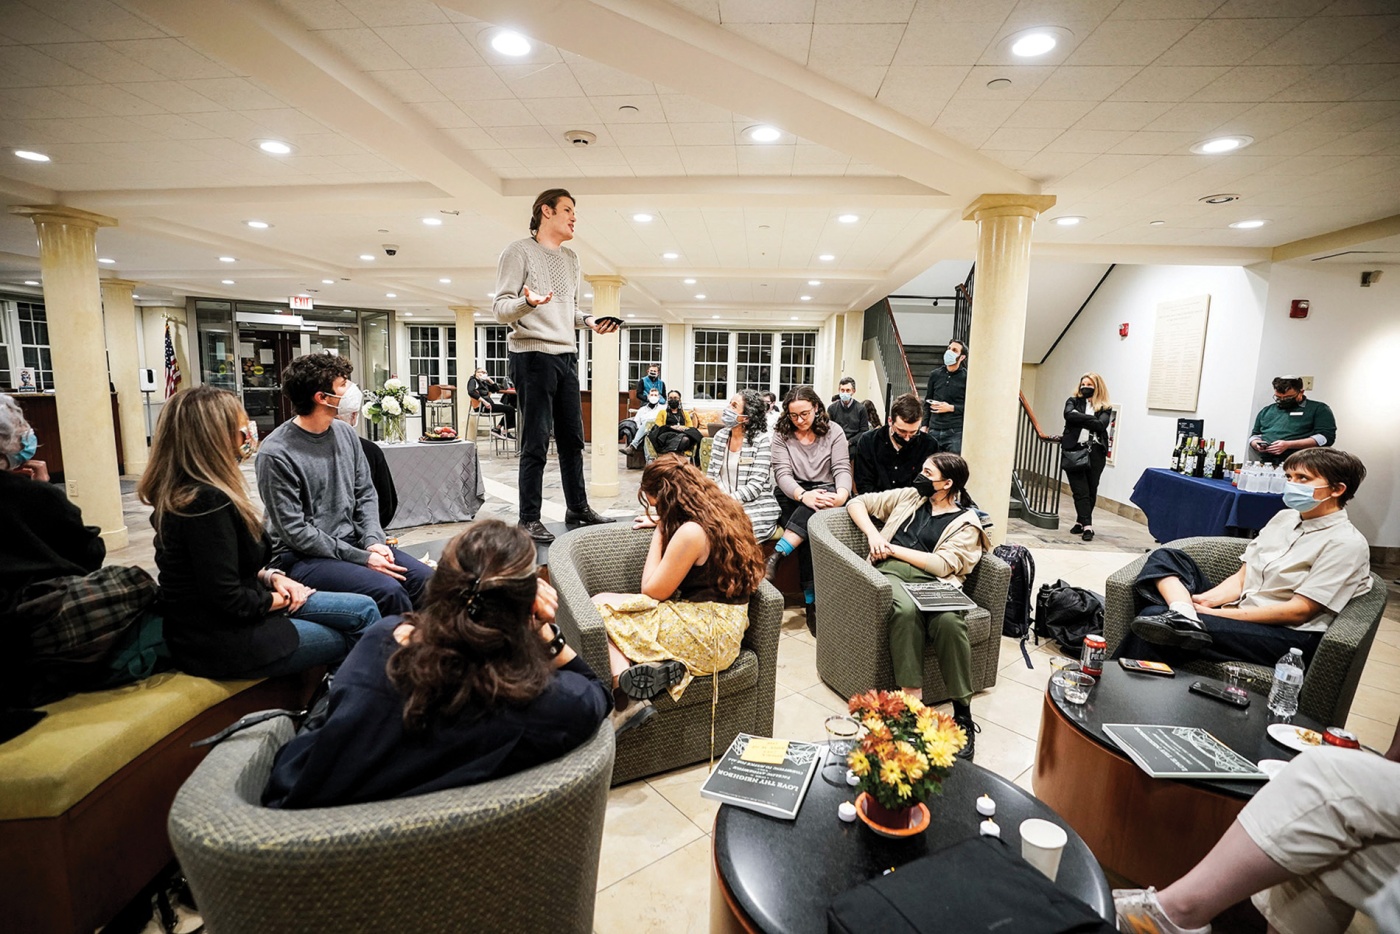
846, 689, 966, 823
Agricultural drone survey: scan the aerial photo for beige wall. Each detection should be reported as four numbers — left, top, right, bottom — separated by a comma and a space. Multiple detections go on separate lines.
1019, 363, 1039, 416
139, 305, 193, 426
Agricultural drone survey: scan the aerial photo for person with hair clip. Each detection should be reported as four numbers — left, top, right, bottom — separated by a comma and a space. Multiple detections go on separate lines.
1060, 372, 1112, 542
845, 452, 990, 760
264, 520, 608, 807
707, 389, 780, 540
767, 385, 854, 634
594, 455, 765, 735
140, 385, 380, 680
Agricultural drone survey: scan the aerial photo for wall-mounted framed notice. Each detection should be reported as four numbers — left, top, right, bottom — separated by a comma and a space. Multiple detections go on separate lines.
1147, 294, 1210, 411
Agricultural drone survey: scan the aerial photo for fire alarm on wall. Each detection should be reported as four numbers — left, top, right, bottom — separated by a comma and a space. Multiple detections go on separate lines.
1290, 299, 1310, 319
1118, 323, 1129, 337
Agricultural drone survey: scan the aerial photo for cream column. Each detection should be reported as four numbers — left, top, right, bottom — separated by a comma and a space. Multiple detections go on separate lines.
451, 305, 477, 439
100, 277, 149, 475
959, 193, 1056, 547
584, 274, 625, 501
11, 205, 127, 548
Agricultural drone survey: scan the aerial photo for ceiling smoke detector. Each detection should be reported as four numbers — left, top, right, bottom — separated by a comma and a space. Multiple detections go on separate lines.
1200, 193, 1240, 204
564, 129, 597, 148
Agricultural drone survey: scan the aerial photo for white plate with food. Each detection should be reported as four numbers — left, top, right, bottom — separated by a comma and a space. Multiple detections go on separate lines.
1267, 723, 1323, 753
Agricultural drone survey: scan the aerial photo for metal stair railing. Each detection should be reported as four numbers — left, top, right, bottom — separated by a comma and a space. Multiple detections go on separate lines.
861, 297, 918, 415
1012, 391, 1062, 530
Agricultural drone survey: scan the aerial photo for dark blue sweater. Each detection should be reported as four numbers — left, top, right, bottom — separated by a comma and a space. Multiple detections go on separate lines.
264, 617, 610, 808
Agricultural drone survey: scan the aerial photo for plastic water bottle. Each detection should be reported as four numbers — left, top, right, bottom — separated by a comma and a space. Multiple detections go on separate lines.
1242, 463, 1259, 492
1267, 648, 1305, 718
1268, 465, 1286, 494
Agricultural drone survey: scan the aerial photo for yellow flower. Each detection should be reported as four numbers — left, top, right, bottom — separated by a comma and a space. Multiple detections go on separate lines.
895, 781, 912, 799
902, 691, 925, 713
925, 736, 957, 769
880, 760, 903, 786
848, 751, 871, 776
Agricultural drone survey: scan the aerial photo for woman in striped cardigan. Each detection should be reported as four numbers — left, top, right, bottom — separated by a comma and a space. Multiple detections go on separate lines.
707, 390, 780, 540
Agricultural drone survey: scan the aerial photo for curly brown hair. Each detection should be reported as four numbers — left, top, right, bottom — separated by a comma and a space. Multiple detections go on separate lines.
386, 520, 550, 732
775, 385, 831, 439
638, 454, 764, 602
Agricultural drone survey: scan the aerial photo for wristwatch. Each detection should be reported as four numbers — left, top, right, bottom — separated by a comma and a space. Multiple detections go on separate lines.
544, 623, 567, 658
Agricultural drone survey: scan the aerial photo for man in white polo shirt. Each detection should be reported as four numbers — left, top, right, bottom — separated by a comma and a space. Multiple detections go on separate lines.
1113, 448, 1371, 668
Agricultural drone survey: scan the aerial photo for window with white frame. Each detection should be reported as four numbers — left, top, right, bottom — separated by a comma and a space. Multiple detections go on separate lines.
17, 301, 52, 390
734, 331, 772, 393
445, 326, 457, 383
625, 326, 663, 387
778, 331, 817, 399
407, 325, 442, 389
693, 329, 729, 400
479, 325, 509, 381
690, 328, 816, 401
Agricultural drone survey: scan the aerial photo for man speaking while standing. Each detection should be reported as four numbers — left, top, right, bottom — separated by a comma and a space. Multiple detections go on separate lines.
494, 188, 617, 542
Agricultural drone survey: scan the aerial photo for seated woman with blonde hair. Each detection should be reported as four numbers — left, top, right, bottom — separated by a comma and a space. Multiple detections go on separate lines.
595, 454, 766, 734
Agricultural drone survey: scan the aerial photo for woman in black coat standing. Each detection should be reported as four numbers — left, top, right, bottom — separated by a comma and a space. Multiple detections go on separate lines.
1060, 372, 1112, 542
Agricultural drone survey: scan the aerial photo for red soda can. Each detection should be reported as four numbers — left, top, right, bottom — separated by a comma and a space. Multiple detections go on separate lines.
1322, 727, 1361, 749
1080, 634, 1107, 677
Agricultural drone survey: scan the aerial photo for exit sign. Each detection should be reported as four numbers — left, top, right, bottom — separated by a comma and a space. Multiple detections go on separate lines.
290, 295, 314, 311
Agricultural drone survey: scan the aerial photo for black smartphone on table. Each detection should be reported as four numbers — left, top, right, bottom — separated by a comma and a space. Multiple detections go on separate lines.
1119, 658, 1175, 677
1189, 680, 1250, 708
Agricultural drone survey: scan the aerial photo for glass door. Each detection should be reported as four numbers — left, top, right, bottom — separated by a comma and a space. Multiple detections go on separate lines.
238, 327, 298, 436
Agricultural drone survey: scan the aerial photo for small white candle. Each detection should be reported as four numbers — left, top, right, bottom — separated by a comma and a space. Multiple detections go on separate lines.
980, 819, 1000, 838
837, 801, 857, 822
977, 794, 996, 817
845, 769, 860, 787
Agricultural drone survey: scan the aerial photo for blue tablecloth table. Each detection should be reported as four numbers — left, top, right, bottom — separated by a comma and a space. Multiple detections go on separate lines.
1130, 467, 1286, 543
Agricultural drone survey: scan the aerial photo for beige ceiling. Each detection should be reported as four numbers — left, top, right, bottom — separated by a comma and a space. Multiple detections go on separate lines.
0, 0, 1396, 323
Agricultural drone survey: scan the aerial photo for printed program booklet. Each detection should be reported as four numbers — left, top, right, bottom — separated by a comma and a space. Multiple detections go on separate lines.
1103, 724, 1267, 781
700, 734, 824, 819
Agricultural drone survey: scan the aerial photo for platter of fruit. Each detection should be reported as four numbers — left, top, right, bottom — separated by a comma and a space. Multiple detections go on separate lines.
419, 426, 460, 443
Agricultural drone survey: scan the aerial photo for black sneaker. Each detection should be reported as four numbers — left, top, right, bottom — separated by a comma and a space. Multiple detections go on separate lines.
955, 718, 979, 761
564, 507, 616, 526
1130, 609, 1212, 650
1081, 529, 1095, 542
804, 603, 817, 637
764, 551, 783, 583
519, 520, 556, 543
1069, 523, 1084, 535
619, 660, 686, 700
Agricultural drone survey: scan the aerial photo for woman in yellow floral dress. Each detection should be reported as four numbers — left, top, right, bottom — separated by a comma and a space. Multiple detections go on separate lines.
593, 455, 765, 733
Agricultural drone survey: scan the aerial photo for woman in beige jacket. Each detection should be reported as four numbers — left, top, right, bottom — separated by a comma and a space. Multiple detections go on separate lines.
845, 452, 989, 760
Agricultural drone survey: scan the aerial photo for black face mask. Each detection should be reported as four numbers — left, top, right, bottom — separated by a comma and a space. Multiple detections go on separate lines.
1079, 386, 1095, 398
668, 399, 680, 410
1276, 396, 1298, 409
911, 475, 936, 498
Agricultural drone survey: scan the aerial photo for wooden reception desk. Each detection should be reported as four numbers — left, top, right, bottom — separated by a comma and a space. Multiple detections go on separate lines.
7, 392, 126, 478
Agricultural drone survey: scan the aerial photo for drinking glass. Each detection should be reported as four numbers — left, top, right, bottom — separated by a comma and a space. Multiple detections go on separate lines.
1061, 672, 1096, 705
1223, 664, 1248, 700
825, 715, 861, 760
1049, 657, 1079, 700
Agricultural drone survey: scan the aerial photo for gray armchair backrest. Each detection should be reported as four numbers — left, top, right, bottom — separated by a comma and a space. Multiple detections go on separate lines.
169, 717, 615, 934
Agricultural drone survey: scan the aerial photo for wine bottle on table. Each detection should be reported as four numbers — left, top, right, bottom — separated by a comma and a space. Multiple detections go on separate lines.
1171, 433, 1184, 472
1192, 438, 1207, 478
1211, 441, 1227, 480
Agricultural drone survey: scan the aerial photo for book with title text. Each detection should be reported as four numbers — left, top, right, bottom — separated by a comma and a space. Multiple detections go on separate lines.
700, 734, 824, 820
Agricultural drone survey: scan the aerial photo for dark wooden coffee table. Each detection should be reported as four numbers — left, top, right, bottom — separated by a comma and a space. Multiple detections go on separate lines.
1034, 664, 1324, 888
710, 746, 1113, 933
401, 520, 570, 572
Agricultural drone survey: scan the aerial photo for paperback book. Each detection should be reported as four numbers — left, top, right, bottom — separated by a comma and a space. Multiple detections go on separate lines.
1103, 724, 1267, 781
700, 734, 824, 820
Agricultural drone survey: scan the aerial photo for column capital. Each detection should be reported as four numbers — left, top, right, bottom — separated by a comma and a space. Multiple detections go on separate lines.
99, 277, 141, 292
449, 304, 477, 314
583, 273, 627, 289
962, 194, 1057, 223
9, 204, 118, 228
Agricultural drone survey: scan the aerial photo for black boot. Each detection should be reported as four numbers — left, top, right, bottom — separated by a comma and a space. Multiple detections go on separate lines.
804, 603, 816, 636
951, 701, 979, 762
763, 551, 783, 583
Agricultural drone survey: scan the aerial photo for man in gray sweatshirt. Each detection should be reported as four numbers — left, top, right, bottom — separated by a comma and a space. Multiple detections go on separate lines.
493, 188, 618, 543
256, 353, 432, 615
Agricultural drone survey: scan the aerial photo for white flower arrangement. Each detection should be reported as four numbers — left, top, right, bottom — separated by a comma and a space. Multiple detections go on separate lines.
363, 379, 418, 442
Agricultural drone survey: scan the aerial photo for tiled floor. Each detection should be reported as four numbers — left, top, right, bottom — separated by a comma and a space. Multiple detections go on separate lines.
104, 442, 1400, 934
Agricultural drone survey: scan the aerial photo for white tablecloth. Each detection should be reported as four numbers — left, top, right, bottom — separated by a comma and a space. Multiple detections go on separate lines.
377, 440, 485, 529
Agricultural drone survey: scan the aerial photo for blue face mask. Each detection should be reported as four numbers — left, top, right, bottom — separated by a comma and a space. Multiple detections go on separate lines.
944, 349, 959, 367
1282, 480, 1325, 514
721, 407, 740, 427
839, 391, 852, 403
10, 430, 37, 468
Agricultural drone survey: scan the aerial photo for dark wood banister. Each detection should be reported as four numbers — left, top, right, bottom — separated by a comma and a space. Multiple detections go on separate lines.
880, 297, 918, 395
1019, 392, 1059, 442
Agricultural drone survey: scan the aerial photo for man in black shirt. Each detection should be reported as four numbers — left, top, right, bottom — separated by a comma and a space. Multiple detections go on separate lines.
923, 338, 968, 453
827, 376, 868, 443
854, 392, 936, 494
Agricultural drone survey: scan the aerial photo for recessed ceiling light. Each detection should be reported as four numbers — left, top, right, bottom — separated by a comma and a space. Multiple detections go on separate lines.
662, 252, 680, 259
627, 313, 636, 318
1053, 216, 1085, 226
491, 30, 532, 56
257, 140, 292, 155
618, 105, 640, 114
245, 220, 270, 229
439, 277, 451, 284
800, 295, 812, 301
818, 254, 835, 262
837, 214, 859, 224
422, 217, 443, 226
386, 292, 397, 298
1199, 193, 1240, 204
1012, 33, 1057, 57
1229, 219, 1268, 229
808, 280, 821, 286
790, 316, 799, 321
359, 254, 375, 261
1149, 220, 1166, 226
322, 279, 334, 284
986, 78, 1013, 91
219, 256, 236, 262
23, 280, 38, 286
487, 291, 496, 297
1190, 135, 1253, 155
133, 294, 140, 299
696, 294, 707, 300
745, 125, 782, 143
683, 278, 697, 285
632, 213, 653, 223
98, 258, 115, 264
711, 314, 720, 319
584, 292, 593, 299
221, 279, 235, 285
14, 150, 50, 162
402, 311, 413, 316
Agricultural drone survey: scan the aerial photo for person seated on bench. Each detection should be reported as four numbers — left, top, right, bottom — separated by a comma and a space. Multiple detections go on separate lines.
596, 455, 765, 735
707, 390, 779, 540
264, 520, 608, 808
1114, 720, 1400, 934
255, 353, 434, 616
619, 388, 665, 458
646, 389, 702, 464
1115, 448, 1371, 669
141, 386, 380, 680
845, 452, 989, 761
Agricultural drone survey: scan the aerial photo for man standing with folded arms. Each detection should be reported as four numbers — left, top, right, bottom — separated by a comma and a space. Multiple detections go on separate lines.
494, 188, 618, 543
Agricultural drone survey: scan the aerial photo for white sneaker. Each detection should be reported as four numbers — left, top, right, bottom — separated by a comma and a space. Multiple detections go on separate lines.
1113, 888, 1210, 934
609, 699, 655, 736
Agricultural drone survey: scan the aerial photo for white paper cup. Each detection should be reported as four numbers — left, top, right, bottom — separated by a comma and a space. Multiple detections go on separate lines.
1020, 818, 1068, 881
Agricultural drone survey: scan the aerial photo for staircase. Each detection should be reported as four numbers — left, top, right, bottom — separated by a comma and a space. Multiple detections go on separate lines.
902, 344, 945, 396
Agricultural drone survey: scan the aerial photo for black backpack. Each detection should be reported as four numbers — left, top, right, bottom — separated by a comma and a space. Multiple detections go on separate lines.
1035, 580, 1105, 651
992, 543, 1036, 666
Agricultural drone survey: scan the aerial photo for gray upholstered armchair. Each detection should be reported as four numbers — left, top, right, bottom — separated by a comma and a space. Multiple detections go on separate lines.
1105, 536, 1388, 726
549, 524, 784, 785
808, 509, 1011, 702
168, 717, 615, 934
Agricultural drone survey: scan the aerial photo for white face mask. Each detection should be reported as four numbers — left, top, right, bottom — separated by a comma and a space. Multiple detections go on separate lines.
328, 381, 363, 422
648, 394, 660, 405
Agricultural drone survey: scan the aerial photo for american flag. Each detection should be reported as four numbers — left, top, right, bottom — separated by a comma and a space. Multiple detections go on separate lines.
163, 320, 181, 398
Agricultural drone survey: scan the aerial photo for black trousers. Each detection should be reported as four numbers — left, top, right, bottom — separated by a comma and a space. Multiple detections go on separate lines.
1111, 547, 1322, 667
775, 481, 834, 588
1064, 444, 1107, 526
508, 351, 588, 522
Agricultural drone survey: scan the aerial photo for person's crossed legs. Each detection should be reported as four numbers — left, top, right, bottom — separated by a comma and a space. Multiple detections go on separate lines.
285, 547, 432, 617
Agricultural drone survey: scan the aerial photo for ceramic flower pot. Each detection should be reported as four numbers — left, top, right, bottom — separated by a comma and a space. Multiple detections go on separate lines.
855, 792, 930, 838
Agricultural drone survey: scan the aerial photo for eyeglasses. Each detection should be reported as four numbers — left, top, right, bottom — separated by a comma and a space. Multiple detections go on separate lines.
788, 408, 815, 421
